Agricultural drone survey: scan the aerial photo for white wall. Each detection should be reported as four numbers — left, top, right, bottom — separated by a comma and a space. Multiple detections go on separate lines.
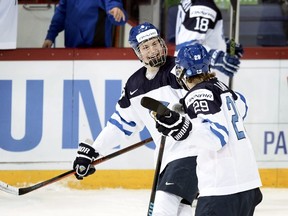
234, 60, 288, 168
0, 59, 287, 170
17, 4, 64, 48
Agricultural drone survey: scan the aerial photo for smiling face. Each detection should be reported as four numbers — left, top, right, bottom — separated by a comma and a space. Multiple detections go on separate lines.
136, 37, 167, 68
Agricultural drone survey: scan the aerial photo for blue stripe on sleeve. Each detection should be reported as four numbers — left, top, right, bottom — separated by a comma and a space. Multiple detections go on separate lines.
115, 111, 136, 127
209, 126, 226, 147
108, 118, 133, 136
108, 111, 136, 136
203, 119, 228, 147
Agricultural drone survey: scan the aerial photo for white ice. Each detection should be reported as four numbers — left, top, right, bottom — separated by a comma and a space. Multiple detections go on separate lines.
0, 185, 287, 216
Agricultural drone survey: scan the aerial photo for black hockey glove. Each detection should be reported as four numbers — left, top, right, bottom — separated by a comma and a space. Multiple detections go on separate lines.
225, 37, 244, 58
209, 49, 240, 77
155, 111, 192, 141
73, 142, 99, 180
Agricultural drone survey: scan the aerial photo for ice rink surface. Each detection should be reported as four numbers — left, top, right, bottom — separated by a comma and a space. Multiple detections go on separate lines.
0, 185, 287, 216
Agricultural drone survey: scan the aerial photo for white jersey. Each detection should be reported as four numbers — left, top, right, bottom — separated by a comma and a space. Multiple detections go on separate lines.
0, 0, 18, 49
176, 0, 226, 52
182, 78, 262, 196
175, 0, 229, 84
92, 56, 198, 171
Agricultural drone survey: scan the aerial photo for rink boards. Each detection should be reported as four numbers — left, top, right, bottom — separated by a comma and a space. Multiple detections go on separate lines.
0, 48, 287, 188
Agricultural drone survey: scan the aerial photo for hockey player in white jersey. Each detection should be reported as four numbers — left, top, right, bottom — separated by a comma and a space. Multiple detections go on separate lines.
175, 0, 243, 85
154, 44, 263, 215
73, 22, 199, 215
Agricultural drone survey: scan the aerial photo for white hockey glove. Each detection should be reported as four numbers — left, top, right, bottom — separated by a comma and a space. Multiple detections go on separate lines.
209, 49, 240, 77
225, 38, 244, 58
155, 110, 192, 141
73, 142, 99, 180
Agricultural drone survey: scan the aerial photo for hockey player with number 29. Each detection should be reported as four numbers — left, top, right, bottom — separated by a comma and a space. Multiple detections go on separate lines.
153, 43, 263, 215
73, 22, 201, 215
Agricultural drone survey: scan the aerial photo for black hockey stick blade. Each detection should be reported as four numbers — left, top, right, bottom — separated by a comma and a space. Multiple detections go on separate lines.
0, 137, 153, 196
141, 96, 170, 115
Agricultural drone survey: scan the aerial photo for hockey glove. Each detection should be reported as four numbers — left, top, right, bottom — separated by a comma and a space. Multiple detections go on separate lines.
225, 38, 244, 58
73, 142, 99, 180
209, 49, 240, 77
155, 111, 192, 141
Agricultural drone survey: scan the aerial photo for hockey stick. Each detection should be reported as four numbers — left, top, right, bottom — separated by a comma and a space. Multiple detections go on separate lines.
147, 135, 166, 216
229, 0, 240, 89
141, 96, 169, 216
0, 137, 153, 196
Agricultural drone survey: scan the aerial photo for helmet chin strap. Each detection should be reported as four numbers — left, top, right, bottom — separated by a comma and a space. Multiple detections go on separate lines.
148, 60, 163, 67
142, 58, 161, 67
145, 62, 159, 73
145, 55, 166, 67
143, 61, 160, 80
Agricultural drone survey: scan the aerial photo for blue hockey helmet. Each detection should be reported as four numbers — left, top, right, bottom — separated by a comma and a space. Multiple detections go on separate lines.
175, 44, 211, 89
176, 43, 210, 77
129, 22, 160, 50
